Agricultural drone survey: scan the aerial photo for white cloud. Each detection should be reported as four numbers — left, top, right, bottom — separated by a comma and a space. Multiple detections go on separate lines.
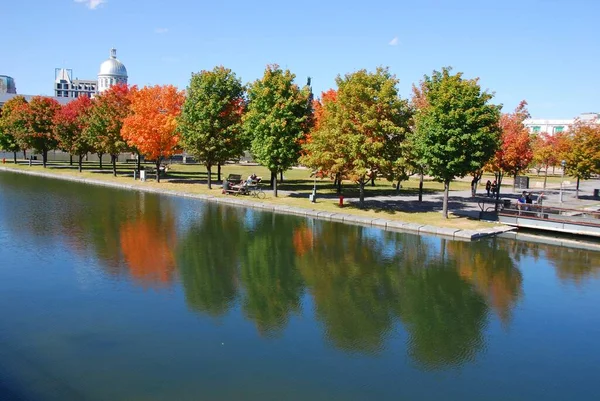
155, 28, 169, 34
74, 0, 106, 10
389, 36, 399, 46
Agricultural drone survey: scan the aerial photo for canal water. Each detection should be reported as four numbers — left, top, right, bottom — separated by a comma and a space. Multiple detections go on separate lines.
0, 171, 599, 401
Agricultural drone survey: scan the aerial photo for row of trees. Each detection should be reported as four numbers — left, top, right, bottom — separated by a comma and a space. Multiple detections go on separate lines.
2, 64, 600, 216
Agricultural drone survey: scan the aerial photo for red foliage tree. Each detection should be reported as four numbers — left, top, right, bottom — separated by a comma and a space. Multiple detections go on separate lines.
53, 96, 94, 171
488, 100, 533, 194
85, 84, 133, 175
20, 97, 61, 167
122, 85, 185, 182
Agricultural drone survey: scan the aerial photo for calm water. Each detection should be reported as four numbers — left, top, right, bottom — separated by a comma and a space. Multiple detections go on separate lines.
1, 172, 599, 401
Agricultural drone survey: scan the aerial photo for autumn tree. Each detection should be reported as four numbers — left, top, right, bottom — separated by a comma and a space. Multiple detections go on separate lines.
413, 67, 501, 218
244, 65, 313, 196
178, 66, 246, 189
122, 85, 185, 183
300, 89, 350, 193
53, 96, 94, 172
84, 84, 132, 175
19, 96, 61, 167
563, 119, 600, 198
489, 101, 533, 194
531, 132, 560, 189
0, 95, 28, 163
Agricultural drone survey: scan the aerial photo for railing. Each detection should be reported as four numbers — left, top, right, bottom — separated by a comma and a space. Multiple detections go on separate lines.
499, 202, 600, 227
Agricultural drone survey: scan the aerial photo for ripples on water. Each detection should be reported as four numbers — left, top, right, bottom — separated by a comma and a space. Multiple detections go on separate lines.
1, 172, 600, 401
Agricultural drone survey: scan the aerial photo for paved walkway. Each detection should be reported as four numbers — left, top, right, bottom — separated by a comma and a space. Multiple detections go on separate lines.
329, 179, 600, 218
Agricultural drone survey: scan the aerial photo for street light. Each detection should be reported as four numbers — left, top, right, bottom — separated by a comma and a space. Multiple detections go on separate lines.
560, 160, 566, 203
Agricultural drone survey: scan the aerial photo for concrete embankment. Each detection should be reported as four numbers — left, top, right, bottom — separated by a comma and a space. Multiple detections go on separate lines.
0, 166, 515, 241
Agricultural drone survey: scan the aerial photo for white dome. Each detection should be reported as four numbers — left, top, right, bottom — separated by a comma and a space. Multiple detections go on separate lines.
98, 49, 127, 78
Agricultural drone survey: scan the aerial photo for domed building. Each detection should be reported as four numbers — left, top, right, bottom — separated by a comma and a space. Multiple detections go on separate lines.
97, 48, 128, 93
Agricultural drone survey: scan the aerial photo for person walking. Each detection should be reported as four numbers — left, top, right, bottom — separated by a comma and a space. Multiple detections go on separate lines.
485, 180, 492, 197
491, 180, 498, 197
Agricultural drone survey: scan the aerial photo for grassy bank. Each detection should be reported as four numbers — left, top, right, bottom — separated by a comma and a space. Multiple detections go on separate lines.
0, 160, 503, 230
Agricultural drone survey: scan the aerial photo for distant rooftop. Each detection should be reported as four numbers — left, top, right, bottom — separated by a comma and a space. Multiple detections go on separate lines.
0, 93, 74, 107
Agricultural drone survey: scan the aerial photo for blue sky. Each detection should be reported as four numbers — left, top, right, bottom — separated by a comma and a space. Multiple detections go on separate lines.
3, 0, 598, 118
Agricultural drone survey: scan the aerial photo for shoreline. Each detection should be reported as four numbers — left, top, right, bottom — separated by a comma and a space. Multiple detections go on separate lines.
0, 165, 515, 241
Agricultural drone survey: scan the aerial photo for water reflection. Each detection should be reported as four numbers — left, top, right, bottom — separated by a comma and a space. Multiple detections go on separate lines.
2, 171, 600, 372
238, 213, 304, 337
119, 194, 177, 287
176, 206, 243, 316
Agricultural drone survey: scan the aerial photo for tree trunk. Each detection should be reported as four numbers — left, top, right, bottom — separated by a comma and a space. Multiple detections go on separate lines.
543, 166, 548, 189
217, 163, 221, 182
418, 171, 424, 202
270, 171, 276, 188
512, 169, 518, 192
13, 151, 17, 164
23, 150, 26, 159
207, 164, 212, 189
156, 158, 162, 183
442, 180, 450, 218
98, 153, 103, 169
78, 154, 83, 172
359, 178, 365, 208
396, 180, 401, 193
576, 177, 580, 199
137, 152, 141, 171
111, 154, 117, 177
273, 171, 278, 197
336, 173, 342, 194
280, 170, 284, 183
42, 149, 48, 168
69, 154, 73, 166
370, 173, 376, 186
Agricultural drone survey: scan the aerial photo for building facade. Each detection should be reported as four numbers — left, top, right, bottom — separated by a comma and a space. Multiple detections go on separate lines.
0, 75, 17, 94
53, 48, 128, 98
524, 112, 599, 135
54, 68, 97, 98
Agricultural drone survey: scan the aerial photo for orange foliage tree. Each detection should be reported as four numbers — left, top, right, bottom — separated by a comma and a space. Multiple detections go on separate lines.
488, 100, 533, 195
122, 85, 185, 182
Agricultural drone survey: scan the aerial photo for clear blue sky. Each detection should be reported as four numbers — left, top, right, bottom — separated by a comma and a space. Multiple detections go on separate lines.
3, 0, 598, 118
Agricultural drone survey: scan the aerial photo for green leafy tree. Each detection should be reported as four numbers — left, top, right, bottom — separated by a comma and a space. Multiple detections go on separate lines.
179, 66, 246, 188
564, 119, 600, 198
84, 84, 132, 175
0, 95, 28, 163
413, 67, 501, 218
21, 96, 61, 167
301, 69, 412, 206
244, 65, 313, 196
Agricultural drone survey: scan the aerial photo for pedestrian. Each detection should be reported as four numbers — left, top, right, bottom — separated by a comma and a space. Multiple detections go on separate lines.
471, 177, 477, 197
485, 180, 492, 197
525, 192, 533, 204
491, 180, 497, 197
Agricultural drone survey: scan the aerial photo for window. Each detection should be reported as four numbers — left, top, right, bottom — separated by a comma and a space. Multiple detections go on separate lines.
532, 126, 541, 133
553, 126, 564, 134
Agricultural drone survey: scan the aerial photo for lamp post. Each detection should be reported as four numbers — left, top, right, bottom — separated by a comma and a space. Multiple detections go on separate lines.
310, 170, 317, 203
560, 160, 566, 203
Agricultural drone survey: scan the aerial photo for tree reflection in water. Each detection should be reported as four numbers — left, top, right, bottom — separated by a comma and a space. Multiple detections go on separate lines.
176, 205, 244, 317
119, 193, 177, 288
